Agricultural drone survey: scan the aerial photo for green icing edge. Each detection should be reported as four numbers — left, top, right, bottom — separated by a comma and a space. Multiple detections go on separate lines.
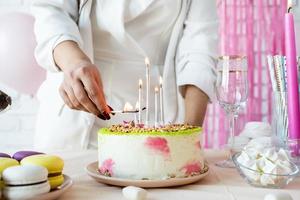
98, 127, 202, 136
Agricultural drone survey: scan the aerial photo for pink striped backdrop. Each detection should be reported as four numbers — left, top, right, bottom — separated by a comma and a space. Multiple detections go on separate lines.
203, 0, 287, 148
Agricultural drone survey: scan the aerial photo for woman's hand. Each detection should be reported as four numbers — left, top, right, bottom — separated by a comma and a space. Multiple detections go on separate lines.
53, 41, 112, 120
59, 61, 111, 120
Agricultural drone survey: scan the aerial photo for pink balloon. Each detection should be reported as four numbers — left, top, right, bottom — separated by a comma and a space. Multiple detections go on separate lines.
0, 12, 46, 95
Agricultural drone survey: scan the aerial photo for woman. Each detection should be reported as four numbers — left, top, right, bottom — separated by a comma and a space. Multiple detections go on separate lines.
31, 0, 218, 150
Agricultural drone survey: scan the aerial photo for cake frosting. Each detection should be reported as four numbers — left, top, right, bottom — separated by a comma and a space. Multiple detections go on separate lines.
98, 123, 205, 180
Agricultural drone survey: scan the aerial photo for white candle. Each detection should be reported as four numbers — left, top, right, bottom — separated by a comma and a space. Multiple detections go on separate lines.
138, 79, 143, 124
154, 87, 159, 128
159, 76, 164, 125
145, 57, 150, 126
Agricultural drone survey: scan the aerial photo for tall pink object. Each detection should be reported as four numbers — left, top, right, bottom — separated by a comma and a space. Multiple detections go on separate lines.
285, 11, 300, 140
204, 0, 287, 148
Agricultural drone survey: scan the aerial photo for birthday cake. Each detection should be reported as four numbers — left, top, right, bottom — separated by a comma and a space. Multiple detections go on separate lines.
98, 122, 205, 180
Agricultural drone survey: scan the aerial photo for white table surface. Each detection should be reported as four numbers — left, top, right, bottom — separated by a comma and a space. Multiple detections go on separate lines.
53, 150, 300, 200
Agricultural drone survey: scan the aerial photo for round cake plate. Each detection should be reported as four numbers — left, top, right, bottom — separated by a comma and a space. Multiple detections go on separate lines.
85, 162, 209, 188
31, 175, 73, 200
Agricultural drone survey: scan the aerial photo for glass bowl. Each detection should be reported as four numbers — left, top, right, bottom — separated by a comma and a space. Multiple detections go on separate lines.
232, 152, 299, 188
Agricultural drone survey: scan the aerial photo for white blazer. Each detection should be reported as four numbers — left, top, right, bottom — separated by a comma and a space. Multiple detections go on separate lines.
31, 0, 219, 150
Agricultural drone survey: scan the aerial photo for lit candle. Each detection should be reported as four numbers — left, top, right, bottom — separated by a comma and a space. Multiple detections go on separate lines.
154, 87, 159, 128
159, 76, 164, 125
138, 79, 143, 124
145, 57, 150, 127
285, 0, 300, 143
123, 102, 134, 112
135, 101, 139, 125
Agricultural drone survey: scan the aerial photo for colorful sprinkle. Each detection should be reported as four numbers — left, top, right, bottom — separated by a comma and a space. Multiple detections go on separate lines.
99, 159, 115, 176
180, 161, 202, 175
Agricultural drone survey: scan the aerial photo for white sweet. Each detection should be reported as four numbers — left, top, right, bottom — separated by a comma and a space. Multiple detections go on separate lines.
263, 148, 279, 162
240, 122, 272, 138
261, 158, 276, 174
247, 137, 272, 149
278, 149, 290, 161
122, 186, 147, 200
237, 144, 293, 186
246, 163, 260, 182
228, 136, 250, 151
264, 193, 293, 200
236, 151, 251, 165
260, 174, 275, 186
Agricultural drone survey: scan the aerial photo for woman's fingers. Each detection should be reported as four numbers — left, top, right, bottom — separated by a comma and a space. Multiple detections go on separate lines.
59, 87, 74, 109
60, 63, 113, 120
59, 84, 87, 112
72, 80, 101, 116
81, 74, 110, 118
64, 85, 83, 110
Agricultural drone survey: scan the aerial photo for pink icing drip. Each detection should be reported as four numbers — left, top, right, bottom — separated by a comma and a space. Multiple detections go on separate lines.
181, 161, 202, 175
99, 159, 115, 176
144, 137, 170, 156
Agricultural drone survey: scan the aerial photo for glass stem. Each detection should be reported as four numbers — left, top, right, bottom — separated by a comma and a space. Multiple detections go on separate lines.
228, 112, 235, 157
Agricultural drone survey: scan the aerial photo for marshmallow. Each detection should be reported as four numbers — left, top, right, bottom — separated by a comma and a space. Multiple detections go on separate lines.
261, 158, 276, 174
264, 193, 293, 200
240, 122, 272, 138
260, 174, 275, 186
122, 186, 147, 200
237, 145, 294, 186
228, 136, 250, 151
237, 151, 251, 165
278, 149, 290, 161
247, 137, 273, 149
263, 148, 278, 162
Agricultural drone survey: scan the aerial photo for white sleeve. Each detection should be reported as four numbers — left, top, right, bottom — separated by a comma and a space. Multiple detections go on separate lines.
31, 0, 83, 72
176, 0, 219, 101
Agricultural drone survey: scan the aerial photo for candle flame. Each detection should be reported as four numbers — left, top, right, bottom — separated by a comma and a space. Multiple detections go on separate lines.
288, 0, 293, 12
139, 79, 143, 88
159, 76, 163, 87
145, 57, 150, 66
155, 87, 159, 93
123, 102, 133, 112
135, 101, 139, 110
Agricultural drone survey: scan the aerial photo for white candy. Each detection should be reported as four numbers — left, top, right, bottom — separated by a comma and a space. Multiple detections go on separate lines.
273, 163, 292, 175
228, 136, 250, 151
247, 137, 272, 149
237, 151, 251, 165
278, 149, 290, 161
264, 193, 293, 200
260, 174, 275, 186
245, 163, 261, 182
263, 148, 278, 162
240, 122, 272, 138
243, 146, 262, 159
261, 158, 276, 174
237, 144, 294, 186
122, 186, 147, 200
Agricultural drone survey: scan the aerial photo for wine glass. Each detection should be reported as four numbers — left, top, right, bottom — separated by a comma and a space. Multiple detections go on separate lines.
215, 55, 248, 168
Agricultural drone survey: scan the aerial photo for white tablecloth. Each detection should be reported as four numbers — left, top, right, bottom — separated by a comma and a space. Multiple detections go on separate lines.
54, 150, 300, 200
